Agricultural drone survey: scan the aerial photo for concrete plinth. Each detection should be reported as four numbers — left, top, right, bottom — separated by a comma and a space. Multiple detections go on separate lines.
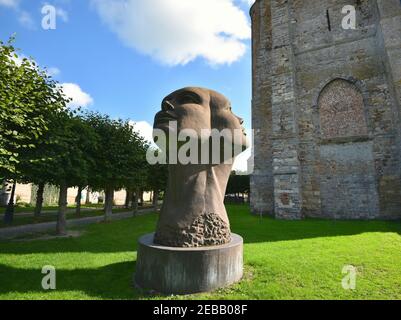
134, 233, 243, 295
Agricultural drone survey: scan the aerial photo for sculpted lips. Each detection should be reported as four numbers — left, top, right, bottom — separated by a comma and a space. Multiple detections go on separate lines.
155, 110, 178, 124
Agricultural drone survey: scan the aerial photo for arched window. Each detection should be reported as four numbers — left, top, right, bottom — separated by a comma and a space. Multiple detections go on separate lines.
318, 79, 367, 140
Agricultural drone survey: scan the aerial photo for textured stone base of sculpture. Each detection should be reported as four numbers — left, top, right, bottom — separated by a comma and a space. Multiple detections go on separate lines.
135, 233, 243, 295
154, 212, 231, 247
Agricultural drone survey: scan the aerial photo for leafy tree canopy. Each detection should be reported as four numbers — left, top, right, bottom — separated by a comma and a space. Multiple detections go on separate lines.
0, 36, 68, 180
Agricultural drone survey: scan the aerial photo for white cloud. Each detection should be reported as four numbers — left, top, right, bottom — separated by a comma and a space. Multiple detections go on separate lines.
59, 83, 94, 109
91, 0, 251, 66
17, 10, 35, 29
56, 7, 68, 22
7, 53, 88, 110
131, 121, 156, 146
233, 128, 252, 174
0, 1, 35, 29
233, 147, 251, 173
0, 0, 19, 8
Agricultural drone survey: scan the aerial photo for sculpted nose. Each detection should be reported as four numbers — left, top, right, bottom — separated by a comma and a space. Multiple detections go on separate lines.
238, 117, 244, 125
162, 100, 175, 112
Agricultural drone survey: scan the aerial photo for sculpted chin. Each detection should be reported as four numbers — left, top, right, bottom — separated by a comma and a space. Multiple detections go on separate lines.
153, 87, 248, 248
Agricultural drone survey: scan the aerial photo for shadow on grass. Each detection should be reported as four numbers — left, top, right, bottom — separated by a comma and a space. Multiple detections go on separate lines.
0, 206, 400, 256
0, 261, 149, 300
232, 215, 401, 245
0, 213, 159, 254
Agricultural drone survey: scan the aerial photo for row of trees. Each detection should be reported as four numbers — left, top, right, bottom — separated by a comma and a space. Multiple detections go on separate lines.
226, 172, 250, 203
0, 37, 167, 234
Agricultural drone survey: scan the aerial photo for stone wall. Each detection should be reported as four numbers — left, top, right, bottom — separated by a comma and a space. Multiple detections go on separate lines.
250, 0, 275, 215
251, 0, 401, 219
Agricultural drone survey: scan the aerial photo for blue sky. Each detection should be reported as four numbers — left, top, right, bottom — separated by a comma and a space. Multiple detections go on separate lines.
0, 0, 255, 171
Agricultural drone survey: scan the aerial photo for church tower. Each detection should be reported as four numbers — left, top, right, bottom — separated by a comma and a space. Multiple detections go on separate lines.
250, 0, 401, 219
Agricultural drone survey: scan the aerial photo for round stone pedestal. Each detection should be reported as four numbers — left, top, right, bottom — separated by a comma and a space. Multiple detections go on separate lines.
134, 233, 243, 295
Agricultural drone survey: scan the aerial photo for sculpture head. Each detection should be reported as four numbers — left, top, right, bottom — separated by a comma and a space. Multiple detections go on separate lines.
152, 87, 248, 247
154, 87, 248, 164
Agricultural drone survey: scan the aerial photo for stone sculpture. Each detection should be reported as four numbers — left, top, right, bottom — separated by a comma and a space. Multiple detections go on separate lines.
135, 87, 247, 294
152, 87, 248, 247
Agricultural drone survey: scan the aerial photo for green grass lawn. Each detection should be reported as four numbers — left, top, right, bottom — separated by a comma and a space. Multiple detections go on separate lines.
0, 205, 400, 300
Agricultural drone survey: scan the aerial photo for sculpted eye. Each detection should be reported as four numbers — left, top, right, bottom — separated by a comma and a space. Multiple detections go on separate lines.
176, 92, 201, 105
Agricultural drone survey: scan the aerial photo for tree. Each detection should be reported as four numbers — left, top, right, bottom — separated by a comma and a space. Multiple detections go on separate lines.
75, 186, 83, 216
124, 145, 151, 215
146, 160, 168, 210
226, 172, 250, 203
0, 37, 68, 223
85, 186, 91, 205
48, 113, 98, 235
84, 113, 148, 220
17, 109, 68, 218
20, 110, 98, 234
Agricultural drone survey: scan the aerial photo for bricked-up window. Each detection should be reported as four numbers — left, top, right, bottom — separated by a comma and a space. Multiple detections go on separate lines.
318, 79, 368, 139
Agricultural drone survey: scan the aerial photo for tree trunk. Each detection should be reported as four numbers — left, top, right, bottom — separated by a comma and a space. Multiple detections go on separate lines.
139, 189, 144, 207
56, 182, 68, 236
3, 180, 16, 224
85, 187, 91, 205
34, 182, 45, 218
0, 180, 8, 206
132, 188, 139, 216
153, 190, 159, 210
125, 189, 132, 209
75, 186, 83, 216
104, 187, 114, 221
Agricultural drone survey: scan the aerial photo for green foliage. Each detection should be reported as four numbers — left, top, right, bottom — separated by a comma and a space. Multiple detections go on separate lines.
136, 149, 168, 193
18, 111, 93, 187
226, 172, 250, 195
146, 161, 168, 192
47, 112, 98, 187
83, 112, 148, 190
0, 37, 68, 179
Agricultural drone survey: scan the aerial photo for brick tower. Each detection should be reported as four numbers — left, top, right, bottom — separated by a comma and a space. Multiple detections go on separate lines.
250, 0, 401, 219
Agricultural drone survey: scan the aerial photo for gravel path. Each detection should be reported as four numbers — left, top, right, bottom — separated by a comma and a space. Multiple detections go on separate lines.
0, 208, 155, 240
0, 207, 97, 218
